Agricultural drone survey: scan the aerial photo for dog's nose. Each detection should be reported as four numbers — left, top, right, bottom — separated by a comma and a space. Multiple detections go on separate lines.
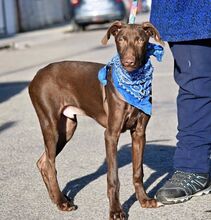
122, 58, 135, 67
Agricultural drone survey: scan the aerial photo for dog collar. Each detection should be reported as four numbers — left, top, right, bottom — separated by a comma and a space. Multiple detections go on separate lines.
98, 43, 164, 115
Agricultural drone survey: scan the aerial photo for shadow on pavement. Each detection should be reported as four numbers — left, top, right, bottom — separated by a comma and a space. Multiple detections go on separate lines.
0, 81, 29, 103
0, 121, 17, 133
63, 143, 175, 215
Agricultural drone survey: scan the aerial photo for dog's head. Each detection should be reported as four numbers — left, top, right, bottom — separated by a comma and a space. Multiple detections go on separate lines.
102, 21, 164, 72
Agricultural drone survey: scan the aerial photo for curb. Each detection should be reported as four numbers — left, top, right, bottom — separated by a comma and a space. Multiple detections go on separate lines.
0, 44, 11, 50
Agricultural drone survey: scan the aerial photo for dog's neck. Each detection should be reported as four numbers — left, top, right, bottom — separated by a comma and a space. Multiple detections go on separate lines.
109, 54, 153, 115
98, 42, 164, 115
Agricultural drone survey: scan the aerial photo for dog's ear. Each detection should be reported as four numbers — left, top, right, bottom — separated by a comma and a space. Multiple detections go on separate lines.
141, 22, 165, 46
101, 21, 124, 45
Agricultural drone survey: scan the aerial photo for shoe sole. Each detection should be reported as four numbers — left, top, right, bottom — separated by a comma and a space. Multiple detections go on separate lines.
156, 184, 211, 205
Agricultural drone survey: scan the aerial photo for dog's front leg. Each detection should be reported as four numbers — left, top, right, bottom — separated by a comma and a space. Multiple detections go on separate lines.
105, 126, 126, 220
131, 113, 157, 208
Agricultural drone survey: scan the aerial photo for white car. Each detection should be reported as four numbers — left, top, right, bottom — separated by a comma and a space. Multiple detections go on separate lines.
71, 0, 127, 30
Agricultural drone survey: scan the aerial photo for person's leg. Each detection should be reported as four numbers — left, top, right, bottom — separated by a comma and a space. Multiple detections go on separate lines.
156, 39, 211, 204
172, 39, 211, 173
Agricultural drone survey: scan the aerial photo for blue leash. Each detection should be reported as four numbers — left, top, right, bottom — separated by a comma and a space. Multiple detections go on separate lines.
128, 0, 139, 24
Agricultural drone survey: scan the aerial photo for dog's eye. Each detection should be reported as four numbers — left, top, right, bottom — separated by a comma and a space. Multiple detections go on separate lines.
118, 37, 124, 42
137, 38, 144, 44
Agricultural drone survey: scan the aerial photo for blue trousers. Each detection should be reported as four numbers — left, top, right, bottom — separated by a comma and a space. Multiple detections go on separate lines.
169, 40, 211, 173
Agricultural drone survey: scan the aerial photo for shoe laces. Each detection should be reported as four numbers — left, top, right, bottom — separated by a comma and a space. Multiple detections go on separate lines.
168, 170, 208, 193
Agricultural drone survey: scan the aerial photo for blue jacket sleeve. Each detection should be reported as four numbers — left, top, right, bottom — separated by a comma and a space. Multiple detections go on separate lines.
150, 0, 211, 42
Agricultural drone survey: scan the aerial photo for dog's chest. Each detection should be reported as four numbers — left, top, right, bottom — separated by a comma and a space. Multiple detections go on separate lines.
122, 107, 141, 131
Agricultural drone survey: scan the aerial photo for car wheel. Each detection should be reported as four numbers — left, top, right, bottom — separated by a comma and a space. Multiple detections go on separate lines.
80, 24, 87, 31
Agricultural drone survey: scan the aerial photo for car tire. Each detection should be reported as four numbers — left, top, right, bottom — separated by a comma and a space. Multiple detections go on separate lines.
80, 24, 87, 31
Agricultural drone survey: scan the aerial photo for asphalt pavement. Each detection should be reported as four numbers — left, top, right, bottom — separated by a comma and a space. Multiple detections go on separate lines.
0, 13, 210, 220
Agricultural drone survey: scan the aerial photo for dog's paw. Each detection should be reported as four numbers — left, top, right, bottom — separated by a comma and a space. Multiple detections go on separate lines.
141, 198, 157, 208
57, 195, 78, 211
109, 210, 126, 220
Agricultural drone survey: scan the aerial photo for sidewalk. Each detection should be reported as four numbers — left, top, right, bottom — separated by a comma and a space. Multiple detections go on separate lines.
0, 11, 150, 50
0, 23, 73, 50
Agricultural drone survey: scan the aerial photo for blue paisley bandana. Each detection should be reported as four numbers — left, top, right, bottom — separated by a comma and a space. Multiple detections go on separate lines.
98, 43, 164, 115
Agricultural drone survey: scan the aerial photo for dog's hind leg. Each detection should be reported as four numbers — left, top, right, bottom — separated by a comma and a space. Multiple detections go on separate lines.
36, 106, 78, 211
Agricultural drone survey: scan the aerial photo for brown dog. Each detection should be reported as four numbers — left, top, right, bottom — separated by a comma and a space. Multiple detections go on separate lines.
29, 21, 163, 220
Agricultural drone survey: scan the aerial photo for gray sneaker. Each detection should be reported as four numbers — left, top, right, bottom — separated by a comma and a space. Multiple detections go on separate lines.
156, 170, 211, 204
